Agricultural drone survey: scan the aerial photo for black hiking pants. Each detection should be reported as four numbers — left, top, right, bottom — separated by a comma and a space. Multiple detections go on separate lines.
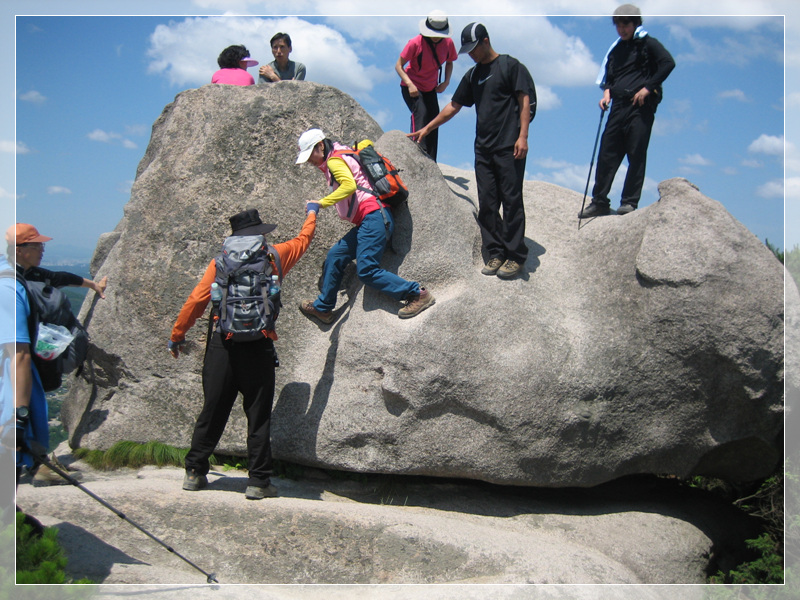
592, 99, 655, 208
402, 86, 441, 162
185, 332, 276, 487
474, 146, 528, 264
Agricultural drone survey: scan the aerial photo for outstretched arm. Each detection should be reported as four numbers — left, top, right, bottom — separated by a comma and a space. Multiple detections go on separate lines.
408, 101, 462, 143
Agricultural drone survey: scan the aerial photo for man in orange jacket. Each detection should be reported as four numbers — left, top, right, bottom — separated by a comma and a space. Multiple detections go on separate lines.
168, 208, 315, 500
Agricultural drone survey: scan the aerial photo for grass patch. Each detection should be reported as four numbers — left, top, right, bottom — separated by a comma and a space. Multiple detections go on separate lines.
74, 440, 199, 470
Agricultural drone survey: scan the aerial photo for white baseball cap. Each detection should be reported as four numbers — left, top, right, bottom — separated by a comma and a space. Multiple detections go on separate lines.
296, 128, 326, 164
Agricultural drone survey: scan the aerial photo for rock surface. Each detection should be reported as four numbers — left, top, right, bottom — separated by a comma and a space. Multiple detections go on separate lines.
61, 81, 784, 488
16, 444, 758, 587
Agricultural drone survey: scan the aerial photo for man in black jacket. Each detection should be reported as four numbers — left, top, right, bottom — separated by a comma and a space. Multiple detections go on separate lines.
580, 4, 675, 218
12, 223, 107, 296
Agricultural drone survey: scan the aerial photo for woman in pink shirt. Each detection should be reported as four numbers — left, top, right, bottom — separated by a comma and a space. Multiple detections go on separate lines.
211, 44, 258, 86
394, 10, 457, 162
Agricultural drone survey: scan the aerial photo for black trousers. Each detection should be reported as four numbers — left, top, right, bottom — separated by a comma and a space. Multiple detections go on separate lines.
402, 86, 441, 162
592, 100, 655, 208
184, 332, 276, 487
474, 146, 528, 264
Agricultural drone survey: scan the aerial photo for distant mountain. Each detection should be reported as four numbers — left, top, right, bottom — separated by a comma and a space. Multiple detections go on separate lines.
43, 242, 94, 266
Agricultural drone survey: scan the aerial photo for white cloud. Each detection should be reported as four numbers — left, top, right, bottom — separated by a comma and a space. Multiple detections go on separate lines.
88, 129, 120, 143
756, 179, 784, 199
124, 124, 148, 136
18, 90, 46, 104
0, 140, 31, 154
47, 186, 72, 195
666, 17, 783, 67
679, 153, 712, 167
143, 13, 596, 106
748, 134, 784, 155
88, 129, 137, 149
530, 157, 597, 194
741, 158, 763, 168
786, 177, 800, 200
787, 92, 800, 108
717, 89, 748, 102
0, 187, 14, 199
146, 16, 375, 99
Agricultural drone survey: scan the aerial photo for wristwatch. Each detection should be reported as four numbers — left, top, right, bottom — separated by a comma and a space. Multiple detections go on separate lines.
16, 405, 30, 424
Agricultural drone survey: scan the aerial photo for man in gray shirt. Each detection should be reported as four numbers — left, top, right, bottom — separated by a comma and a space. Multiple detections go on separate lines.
259, 32, 306, 82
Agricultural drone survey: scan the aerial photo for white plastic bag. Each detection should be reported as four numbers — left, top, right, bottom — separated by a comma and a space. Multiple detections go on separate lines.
35, 323, 74, 361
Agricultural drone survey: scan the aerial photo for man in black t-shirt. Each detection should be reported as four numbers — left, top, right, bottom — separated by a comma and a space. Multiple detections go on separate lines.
580, 4, 675, 219
409, 23, 535, 280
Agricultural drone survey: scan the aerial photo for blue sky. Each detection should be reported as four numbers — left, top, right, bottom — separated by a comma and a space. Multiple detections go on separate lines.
3, 1, 794, 262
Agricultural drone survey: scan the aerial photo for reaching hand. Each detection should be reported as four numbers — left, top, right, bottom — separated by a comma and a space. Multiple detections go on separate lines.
407, 128, 428, 143
95, 276, 108, 299
168, 339, 186, 358
306, 202, 321, 214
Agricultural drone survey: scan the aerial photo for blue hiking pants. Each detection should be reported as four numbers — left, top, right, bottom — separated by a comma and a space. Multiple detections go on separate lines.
313, 209, 419, 312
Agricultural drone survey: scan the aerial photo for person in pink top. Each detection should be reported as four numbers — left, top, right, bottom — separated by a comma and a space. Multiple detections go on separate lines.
295, 129, 435, 323
394, 10, 457, 162
211, 44, 258, 86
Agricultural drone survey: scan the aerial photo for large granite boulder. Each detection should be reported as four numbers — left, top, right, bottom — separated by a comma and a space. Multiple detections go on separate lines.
62, 82, 784, 487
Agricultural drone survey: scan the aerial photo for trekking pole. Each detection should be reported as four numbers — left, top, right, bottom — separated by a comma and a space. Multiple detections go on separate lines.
26, 440, 219, 584
578, 106, 607, 230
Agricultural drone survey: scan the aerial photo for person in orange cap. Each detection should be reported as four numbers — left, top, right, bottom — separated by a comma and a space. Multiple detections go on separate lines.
8, 223, 108, 298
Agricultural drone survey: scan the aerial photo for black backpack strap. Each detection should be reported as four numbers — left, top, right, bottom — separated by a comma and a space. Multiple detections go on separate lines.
330, 148, 369, 220
14, 271, 39, 349
417, 37, 444, 84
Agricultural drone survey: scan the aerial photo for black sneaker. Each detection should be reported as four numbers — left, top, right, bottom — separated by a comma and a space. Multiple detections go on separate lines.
183, 469, 207, 491
579, 202, 611, 218
245, 484, 278, 500
616, 204, 637, 215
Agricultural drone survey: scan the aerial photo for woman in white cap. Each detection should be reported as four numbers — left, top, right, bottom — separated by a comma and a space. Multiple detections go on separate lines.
295, 128, 435, 322
394, 10, 458, 162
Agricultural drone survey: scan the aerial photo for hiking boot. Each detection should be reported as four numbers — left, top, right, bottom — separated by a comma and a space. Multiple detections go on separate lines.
33, 454, 82, 485
245, 484, 278, 500
616, 203, 637, 215
299, 300, 335, 324
497, 260, 523, 280
481, 257, 504, 276
398, 287, 435, 319
579, 202, 611, 218
182, 469, 207, 491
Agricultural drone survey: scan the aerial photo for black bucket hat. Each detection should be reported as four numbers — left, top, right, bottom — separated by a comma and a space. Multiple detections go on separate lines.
229, 209, 277, 236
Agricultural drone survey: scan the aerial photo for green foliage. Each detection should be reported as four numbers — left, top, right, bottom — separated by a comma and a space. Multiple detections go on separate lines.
691, 463, 785, 587
786, 244, 800, 288
14, 512, 93, 586
710, 533, 783, 585
74, 440, 199, 470
16, 513, 66, 583
764, 238, 784, 263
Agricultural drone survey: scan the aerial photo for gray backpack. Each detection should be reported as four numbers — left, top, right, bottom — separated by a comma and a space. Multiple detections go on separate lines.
213, 235, 282, 342
15, 273, 89, 391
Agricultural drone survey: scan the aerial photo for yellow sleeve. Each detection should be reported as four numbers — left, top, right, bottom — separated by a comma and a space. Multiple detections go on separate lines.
319, 157, 357, 208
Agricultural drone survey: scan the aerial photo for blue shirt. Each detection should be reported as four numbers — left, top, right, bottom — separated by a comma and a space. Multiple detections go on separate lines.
3, 255, 49, 468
